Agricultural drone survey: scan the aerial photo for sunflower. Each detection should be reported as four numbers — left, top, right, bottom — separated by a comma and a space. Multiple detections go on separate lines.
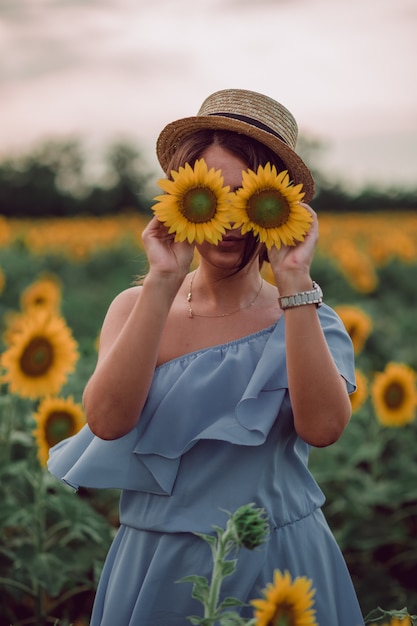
230, 164, 311, 250
251, 569, 317, 626
152, 159, 234, 245
350, 368, 368, 413
371, 362, 416, 427
20, 274, 62, 314
1, 310, 79, 399
334, 305, 373, 355
33, 395, 85, 466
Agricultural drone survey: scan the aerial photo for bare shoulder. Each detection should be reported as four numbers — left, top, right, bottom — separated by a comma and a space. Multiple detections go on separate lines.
107, 285, 142, 316
97, 286, 142, 356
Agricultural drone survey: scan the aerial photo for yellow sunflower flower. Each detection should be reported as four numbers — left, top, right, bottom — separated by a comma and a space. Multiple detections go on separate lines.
1, 310, 79, 399
152, 158, 234, 245
350, 368, 368, 413
33, 395, 85, 466
251, 569, 317, 626
371, 362, 417, 427
334, 305, 373, 355
20, 274, 62, 314
230, 163, 311, 250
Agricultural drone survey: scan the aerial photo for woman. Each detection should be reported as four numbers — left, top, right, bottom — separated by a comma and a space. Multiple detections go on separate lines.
48, 89, 364, 625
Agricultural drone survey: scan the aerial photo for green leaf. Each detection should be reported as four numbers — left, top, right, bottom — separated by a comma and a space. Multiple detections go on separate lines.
220, 558, 237, 578
187, 616, 205, 625
218, 611, 253, 625
178, 574, 209, 586
193, 531, 218, 549
218, 596, 248, 610
178, 575, 210, 604
364, 606, 416, 623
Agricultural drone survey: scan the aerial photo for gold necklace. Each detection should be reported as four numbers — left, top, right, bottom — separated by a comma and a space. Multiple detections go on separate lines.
187, 272, 264, 319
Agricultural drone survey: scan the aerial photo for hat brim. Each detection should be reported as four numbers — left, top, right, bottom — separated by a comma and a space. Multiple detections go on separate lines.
156, 114, 315, 202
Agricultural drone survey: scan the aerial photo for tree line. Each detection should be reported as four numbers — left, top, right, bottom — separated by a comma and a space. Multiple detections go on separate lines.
0, 137, 415, 218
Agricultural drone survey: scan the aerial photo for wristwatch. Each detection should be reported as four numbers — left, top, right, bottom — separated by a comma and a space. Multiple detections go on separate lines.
278, 281, 323, 310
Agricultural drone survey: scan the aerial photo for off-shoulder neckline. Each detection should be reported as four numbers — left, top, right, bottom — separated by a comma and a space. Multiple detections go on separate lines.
156, 320, 281, 372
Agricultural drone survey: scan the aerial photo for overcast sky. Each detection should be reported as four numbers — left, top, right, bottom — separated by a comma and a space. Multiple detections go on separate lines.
1, 0, 416, 189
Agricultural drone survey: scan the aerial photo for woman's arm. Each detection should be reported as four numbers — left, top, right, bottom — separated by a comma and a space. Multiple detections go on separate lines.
282, 304, 352, 446
82, 218, 194, 440
269, 206, 352, 447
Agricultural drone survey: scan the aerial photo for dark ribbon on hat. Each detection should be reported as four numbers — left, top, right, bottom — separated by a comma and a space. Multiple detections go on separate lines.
208, 112, 289, 146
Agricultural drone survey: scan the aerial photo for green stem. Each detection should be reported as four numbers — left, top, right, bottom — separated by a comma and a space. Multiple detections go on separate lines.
204, 528, 234, 622
0, 576, 34, 595
0, 393, 15, 466
368, 405, 384, 481
48, 583, 93, 611
205, 540, 224, 619
34, 467, 46, 623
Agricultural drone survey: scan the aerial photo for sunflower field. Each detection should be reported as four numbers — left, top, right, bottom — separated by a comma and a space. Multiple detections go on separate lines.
0, 210, 417, 625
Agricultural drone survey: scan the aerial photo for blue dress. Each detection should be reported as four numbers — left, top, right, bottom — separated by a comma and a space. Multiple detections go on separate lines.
48, 304, 364, 625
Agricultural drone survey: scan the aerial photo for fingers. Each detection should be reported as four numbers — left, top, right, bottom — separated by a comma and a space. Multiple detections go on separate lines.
267, 203, 318, 272
299, 203, 319, 242
143, 216, 170, 238
142, 216, 195, 274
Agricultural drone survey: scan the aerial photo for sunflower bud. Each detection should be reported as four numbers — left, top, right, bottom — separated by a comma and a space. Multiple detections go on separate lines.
226, 503, 269, 550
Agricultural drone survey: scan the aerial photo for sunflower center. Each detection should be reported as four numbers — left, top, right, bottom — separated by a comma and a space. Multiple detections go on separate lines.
270, 604, 295, 626
20, 336, 54, 377
246, 189, 290, 228
384, 382, 405, 409
181, 187, 217, 223
46, 411, 77, 446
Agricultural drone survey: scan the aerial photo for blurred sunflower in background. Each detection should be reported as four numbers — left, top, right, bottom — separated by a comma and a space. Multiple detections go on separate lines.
0, 215, 12, 246
251, 569, 317, 626
350, 368, 369, 414
334, 305, 373, 355
20, 274, 62, 314
230, 164, 311, 249
371, 362, 416, 427
3, 275, 62, 346
0, 267, 5, 295
33, 395, 85, 466
152, 158, 234, 244
1, 309, 79, 399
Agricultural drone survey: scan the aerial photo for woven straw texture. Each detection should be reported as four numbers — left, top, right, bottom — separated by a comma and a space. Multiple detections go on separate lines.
156, 89, 315, 201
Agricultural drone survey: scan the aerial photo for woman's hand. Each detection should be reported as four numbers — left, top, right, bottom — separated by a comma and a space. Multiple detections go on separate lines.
142, 217, 195, 279
267, 204, 318, 294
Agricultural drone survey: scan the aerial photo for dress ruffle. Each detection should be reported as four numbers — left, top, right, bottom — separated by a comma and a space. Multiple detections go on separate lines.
48, 305, 355, 494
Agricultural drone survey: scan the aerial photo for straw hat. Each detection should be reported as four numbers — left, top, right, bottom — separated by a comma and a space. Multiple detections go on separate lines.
156, 88, 315, 202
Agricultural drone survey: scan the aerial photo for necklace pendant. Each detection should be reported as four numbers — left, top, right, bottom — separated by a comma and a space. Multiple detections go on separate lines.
187, 290, 193, 317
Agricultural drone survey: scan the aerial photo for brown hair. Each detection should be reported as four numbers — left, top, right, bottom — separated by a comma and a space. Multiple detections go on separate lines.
165, 129, 286, 270
165, 129, 286, 175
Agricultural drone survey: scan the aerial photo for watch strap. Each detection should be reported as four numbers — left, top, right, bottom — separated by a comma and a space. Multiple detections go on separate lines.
278, 281, 323, 310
